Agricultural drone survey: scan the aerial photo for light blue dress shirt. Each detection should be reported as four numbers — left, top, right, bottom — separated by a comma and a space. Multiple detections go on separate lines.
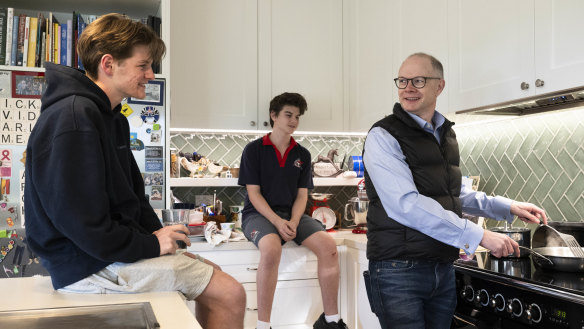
363, 110, 513, 254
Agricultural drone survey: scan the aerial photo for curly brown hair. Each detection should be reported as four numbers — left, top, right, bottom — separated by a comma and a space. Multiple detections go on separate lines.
269, 92, 308, 127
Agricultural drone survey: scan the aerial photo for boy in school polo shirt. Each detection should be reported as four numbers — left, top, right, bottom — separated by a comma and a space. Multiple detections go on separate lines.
238, 93, 347, 329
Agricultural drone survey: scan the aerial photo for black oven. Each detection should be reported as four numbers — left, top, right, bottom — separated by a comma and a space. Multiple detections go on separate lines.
453, 252, 584, 329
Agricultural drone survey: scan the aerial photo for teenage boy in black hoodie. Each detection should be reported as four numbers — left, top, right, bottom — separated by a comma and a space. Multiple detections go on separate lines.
24, 13, 245, 329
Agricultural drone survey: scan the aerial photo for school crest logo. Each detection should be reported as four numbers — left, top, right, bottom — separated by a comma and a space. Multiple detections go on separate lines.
294, 159, 303, 169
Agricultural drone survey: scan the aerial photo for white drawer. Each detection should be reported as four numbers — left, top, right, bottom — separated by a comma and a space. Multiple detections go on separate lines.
197, 247, 319, 283
243, 279, 323, 328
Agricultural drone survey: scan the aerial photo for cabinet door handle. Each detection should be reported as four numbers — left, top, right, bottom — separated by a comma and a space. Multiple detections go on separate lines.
250, 121, 256, 127
246, 267, 258, 271
246, 307, 258, 311
535, 79, 545, 87
520, 82, 530, 90
263, 121, 269, 127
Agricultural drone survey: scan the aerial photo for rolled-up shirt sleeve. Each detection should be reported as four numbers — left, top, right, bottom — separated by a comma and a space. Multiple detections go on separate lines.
363, 127, 485, 254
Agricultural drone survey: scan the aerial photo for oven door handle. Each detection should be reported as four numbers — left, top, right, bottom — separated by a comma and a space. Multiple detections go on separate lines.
452, 313, 479, 328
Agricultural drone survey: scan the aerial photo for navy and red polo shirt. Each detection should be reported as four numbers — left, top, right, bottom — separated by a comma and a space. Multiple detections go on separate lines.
238, 133, 314, 218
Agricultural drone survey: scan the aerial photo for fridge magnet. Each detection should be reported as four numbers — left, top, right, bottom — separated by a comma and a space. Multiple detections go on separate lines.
12, 71, 47, 99
0, 71, 11, 98
130, 115, 143, 128
150, 131, 161, 143
145, 159, 163, 172
153, 123, 161, 131
150, 186, 163, 201
145, 146, 163, 158
130, 138, 145, 151
127, 80, 164, 106
121, 103, 134, 117
140, 106, 159, 123
143, 172, 163, 186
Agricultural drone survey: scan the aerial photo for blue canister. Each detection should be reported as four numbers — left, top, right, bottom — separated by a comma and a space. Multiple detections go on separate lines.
349, 155, 364, 177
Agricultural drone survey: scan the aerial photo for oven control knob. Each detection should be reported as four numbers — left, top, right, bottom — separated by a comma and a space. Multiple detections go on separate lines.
475, 289, 489, 306
461, 286, 474, 301
506, 298, 523, 317
526, 303, 542, 323
491, 294, 505, 311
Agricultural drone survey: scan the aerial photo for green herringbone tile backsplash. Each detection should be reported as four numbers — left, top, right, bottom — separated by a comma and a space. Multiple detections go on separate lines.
453, 107, 584, 226
170, 107, 584, 224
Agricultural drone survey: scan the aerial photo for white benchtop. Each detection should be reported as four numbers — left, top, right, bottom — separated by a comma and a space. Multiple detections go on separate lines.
188, 229, 368, 252
0, 276, 202, 329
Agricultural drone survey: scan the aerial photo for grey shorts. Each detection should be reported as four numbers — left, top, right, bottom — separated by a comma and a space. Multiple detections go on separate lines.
59, 251, 214, 300
242, 210, 325, 247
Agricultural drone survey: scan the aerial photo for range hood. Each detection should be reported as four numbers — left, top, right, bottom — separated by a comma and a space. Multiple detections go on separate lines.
455, 86, 584, 115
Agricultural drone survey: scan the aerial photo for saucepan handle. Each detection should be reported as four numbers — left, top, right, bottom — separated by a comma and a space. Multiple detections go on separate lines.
518, 246, 554, 265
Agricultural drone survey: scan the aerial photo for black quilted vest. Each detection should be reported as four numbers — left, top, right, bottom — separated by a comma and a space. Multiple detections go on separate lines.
364, 103, 462, 262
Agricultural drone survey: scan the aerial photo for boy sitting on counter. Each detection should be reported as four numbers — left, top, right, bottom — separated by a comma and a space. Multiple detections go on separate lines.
238, 92, 347, 329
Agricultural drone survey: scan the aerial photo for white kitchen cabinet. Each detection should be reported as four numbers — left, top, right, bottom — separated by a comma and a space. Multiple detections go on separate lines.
258, 0, 344, 132
169, 0, 259, 130
447, 0, 534, 112
170, 0, 343, 132
533, 0, 584, 94
344, 247, 381, 329
344, 0, 450, 130
391, 0, 450, 113
448, 0, 584, 112
194, 245, 325, 328
344, 0, 395, 132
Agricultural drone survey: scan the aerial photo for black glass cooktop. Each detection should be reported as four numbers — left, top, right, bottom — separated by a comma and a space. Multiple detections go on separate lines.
454, 251, 584, 296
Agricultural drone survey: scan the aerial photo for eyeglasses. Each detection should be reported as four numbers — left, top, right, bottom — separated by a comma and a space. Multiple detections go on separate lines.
394, 76, 441, 89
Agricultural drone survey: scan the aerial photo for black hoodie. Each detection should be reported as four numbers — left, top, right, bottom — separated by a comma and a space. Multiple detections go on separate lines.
24, 63, 162, 289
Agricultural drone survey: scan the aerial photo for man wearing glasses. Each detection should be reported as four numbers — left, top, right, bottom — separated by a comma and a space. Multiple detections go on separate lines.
361, 53, 547, 329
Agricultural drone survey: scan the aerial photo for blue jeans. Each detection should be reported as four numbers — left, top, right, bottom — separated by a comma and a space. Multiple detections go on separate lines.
364, 259, 456, 329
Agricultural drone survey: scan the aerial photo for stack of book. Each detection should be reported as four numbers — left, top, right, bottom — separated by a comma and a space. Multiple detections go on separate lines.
0, 8, 162, 73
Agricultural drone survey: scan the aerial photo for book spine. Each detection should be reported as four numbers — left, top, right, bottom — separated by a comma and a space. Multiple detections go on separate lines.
22, 16, 30, 67
10, 14, 17, 65
35, 14, 43, 67
60, 23, 67, 65
16, 14, 25, 66
66, 19, 72, 66
27, 17, 37, 67
47, 13, 52, 63
40, 31, 45, 68
0, 8, 7, 65
53, 23, 59, 64
77, 17, 85, 70
5, 7, 13, 65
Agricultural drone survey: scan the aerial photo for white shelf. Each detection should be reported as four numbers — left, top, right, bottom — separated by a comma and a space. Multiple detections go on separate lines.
170, 177, 362, 187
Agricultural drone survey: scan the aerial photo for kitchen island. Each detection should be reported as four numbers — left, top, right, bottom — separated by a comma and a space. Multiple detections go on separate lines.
0, 276, 202, 328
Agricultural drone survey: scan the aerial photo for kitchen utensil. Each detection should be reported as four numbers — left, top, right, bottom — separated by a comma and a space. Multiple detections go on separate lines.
531, 247, 584, 272
549, 222, 584, 246
345, 197, 369, 233
312, 207, 336, 230
532, 224, 584, 257
518, 246, 553, 265
490, 225, 531, 257
309, 193, 334, 201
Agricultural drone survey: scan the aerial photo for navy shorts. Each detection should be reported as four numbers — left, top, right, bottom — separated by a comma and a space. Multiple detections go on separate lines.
242, 210, 325, 247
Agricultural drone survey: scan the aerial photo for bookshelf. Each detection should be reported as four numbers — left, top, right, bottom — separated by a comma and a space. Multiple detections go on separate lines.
0, 0, 172, 207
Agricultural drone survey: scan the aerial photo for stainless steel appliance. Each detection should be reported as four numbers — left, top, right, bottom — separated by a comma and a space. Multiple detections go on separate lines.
453, 251, 584, 328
